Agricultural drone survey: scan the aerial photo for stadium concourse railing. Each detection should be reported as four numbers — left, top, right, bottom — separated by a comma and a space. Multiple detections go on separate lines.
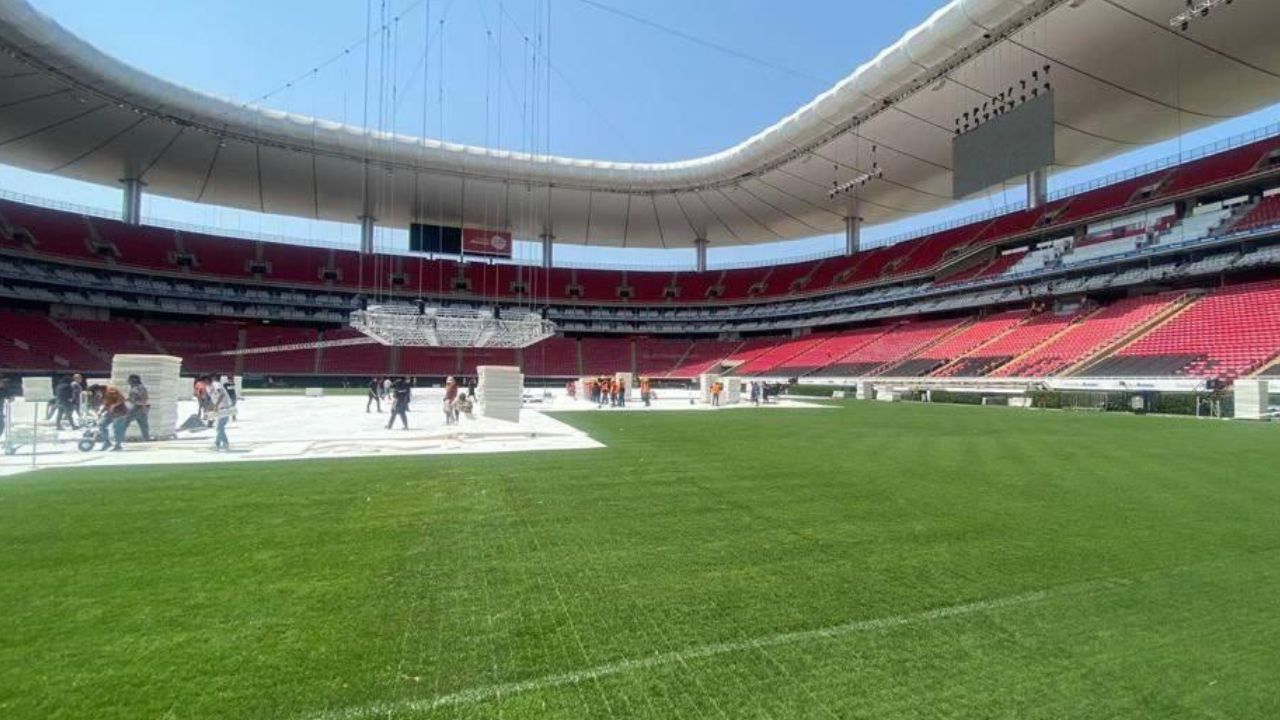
556, 220, 1280, 335
781, 375, 1213, 394
3, 217, 1279, 339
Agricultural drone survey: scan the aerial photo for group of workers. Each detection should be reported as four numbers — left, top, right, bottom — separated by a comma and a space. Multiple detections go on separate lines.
43, 373, 153, 451
568, 376, 777, 408
368, 375, 476, 430
584, 376, 630, 407
572, 376, 663, 408
0, 372, 241, 453
442, 376, 476, 426
8, 373, 156, 452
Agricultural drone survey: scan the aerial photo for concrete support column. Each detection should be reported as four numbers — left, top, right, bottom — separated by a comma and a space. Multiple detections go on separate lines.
844, 215, 862, 256
694, 237, 709, 273
120, 177, 145, 226
539, 232, 555, 269
359, 215, 376, 255
1026, 166, 1048, 210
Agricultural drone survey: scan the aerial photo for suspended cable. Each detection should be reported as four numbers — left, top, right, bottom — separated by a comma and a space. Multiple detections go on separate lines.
571, 0, 824, 86
494, 2, 637, 157
358, 0, 373, 297
237, 0, 437, 109
416, 0, 431, 305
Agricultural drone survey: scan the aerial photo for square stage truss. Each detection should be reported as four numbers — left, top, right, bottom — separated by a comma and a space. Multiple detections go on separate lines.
349, 304, 557, 349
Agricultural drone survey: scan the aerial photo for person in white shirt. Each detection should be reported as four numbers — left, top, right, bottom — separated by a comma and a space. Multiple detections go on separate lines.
208, 380, 233, 450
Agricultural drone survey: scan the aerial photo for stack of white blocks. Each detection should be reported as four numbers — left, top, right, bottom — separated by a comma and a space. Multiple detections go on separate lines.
723, 377, 742, 405
477, 365, 523, 423
698, 373, 740, 405
111, 354, 182, 439
1233, 379, 1268, 421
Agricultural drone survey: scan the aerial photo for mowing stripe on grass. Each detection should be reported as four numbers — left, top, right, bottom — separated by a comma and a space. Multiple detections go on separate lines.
305, 587, 1054, 719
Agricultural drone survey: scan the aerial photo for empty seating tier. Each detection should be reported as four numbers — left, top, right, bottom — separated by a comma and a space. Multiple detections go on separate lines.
733, 336, 828, 376
1232, 195, 1280, 233
905, 310, 1028, 371
241, 326, 319, 375
400, 348, 460, 377
60, 318, 160, 357
668, 340, 744, 379
941, 310, 1084, 377
1101, 280, 1280, 380
317, 328, 391, 376
146, 322, 240, 374
521, 337, 579, 378
810, 317, 969, 377
580, 337, 633, 375
777, 327, 889, 376
635, 338, 694, 377
0, 311, 104, 371
994, 294, 1182, 377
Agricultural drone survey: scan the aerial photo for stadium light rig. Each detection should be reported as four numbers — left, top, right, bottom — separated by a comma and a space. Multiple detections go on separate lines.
954, 65, 1051, 136
828, 166, 882, 200
829, 143, 882, 200
1171, 0, 1233, 31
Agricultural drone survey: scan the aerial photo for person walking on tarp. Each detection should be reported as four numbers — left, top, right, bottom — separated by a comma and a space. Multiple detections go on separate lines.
387, 377, 412, 430
442, 376, 459, 426
366, 377, 382, 413
124, 374, 152, 441
209, 378, 233, 451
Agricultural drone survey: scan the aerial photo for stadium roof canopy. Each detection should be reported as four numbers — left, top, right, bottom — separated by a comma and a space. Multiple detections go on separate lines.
1, 0, 1279, 249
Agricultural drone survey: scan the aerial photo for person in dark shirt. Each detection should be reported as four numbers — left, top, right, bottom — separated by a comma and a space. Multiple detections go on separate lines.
386, 378, 411, 430
53, 376, 78, 431
124, 374, 152, 441
367, 377, 382, 413
222, 375, 238, 406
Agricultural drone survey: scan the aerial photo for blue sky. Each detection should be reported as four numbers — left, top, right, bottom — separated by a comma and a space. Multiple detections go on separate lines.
3, 0, 1279, 268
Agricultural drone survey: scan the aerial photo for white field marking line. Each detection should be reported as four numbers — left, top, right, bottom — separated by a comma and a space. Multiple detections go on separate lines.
304, 588, 1050, 720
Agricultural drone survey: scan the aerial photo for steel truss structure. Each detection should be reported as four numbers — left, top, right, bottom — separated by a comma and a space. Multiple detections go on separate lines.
349, 304, 557, 349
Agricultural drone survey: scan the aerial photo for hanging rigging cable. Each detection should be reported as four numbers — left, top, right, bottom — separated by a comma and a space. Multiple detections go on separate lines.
415, 0, 431, 309
233, 0, 455, 112
571, 0, 824, 86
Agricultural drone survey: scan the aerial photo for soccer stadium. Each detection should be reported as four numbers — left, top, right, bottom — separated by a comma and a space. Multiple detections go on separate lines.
2, 0, 1280, 716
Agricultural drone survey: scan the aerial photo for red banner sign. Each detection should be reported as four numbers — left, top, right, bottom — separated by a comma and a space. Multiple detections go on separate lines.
461, 228, 513, 258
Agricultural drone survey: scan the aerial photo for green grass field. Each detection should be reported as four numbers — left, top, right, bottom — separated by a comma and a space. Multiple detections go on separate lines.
3, 402, 1280, 719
